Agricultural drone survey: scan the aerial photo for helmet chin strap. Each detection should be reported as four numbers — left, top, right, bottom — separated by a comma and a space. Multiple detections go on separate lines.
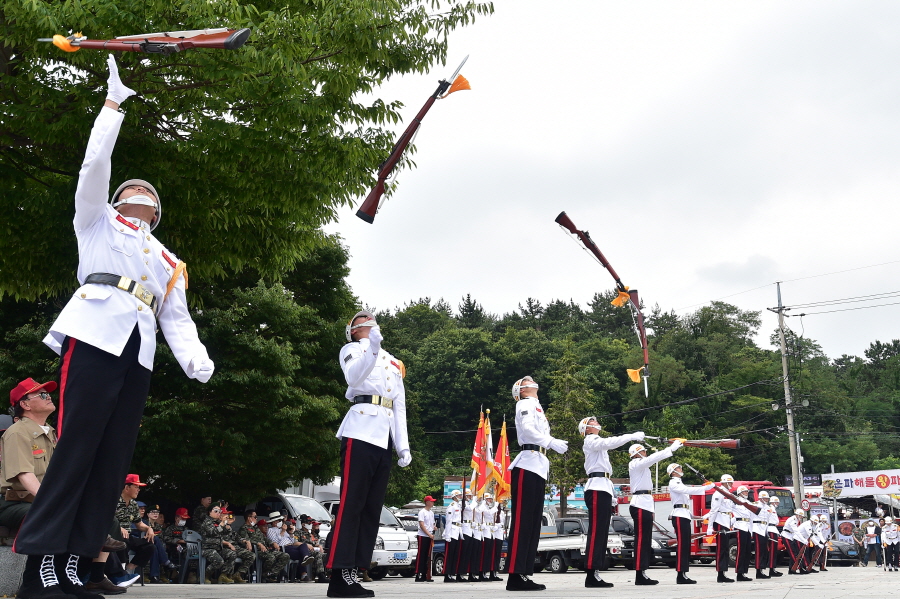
113, 194, 158, 212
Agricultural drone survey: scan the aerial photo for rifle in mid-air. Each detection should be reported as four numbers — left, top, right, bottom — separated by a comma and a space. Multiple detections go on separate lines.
39, 28, 251, 54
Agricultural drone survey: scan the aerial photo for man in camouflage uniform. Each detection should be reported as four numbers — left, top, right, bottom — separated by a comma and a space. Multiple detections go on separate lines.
161, 508, 190, 565
221, 510, 253, 583
309, 521, 328, 582
115, 475, 155, 579
193, 495, 212, 529
238, 511, 290, 582
199, 504, 237, 584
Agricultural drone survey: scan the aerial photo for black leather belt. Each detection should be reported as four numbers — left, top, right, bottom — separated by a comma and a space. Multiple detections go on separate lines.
588, 472, 611, 479
352, 395, 393, 409
85, 273, 158, 314
673, 504, 689, 509
736, 518, 750, 522
633, 490, 651, 495
521, 444, 546, 454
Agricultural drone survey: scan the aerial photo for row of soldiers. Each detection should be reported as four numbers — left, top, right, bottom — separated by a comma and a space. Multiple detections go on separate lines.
441, 489, 506, 582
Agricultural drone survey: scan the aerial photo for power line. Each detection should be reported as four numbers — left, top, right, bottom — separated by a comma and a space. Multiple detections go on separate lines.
794, 300, 900, 316
785, 289, 900, 310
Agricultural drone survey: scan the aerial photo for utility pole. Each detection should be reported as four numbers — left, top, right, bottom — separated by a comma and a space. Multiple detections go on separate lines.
769, 282, 805, 506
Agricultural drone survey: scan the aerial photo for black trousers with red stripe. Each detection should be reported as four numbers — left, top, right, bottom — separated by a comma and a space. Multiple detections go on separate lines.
414, 535, 433, 578
506, 467, 544, 575
735, 529, 752, 574
460, 534, 476, 574
768, 531, 780, 569
445, 537, 460, 576
754, 532, 769, 570
673, 516, 691, 572
15, 329, 151, 557
585, 490, 612, 571
629, 505, 654, 572
325, 436, 392, 570
713, 522, 730, 572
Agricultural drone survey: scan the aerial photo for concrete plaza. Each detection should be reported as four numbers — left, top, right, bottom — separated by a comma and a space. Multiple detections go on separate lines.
123, 564, 892, 599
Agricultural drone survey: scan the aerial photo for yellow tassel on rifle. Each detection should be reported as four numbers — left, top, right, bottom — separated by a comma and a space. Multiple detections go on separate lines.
441, 74, 471, 98
610, 288, 630, 308
52, 34, 80, 52
627, 368, 642, 383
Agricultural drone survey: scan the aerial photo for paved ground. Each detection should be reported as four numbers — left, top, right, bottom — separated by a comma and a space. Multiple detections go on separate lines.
123, 565, 895, 599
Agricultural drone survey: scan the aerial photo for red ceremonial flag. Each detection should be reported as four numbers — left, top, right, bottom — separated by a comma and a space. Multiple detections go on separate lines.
470, 410, 485, 493
477, 411, 495, 496
494, 418, 512, 502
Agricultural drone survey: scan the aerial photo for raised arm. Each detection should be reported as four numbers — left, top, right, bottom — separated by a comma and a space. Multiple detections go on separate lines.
73, 55, 136, 232
340, 336, 379, 388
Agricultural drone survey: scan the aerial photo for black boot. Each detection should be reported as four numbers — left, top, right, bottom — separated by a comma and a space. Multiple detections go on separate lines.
585, 570, 614, 588
635, 570, 658, 585
17, 555, 76, 599
326, 569, 372, 598
443, 574, 456, 582
717, 571, 734, 583
467, 574, 479, 583
737, 573, 752, 581
756, 569, 770, 579
455, 574, 465, 583
769, 568, 783, 577
489, 571, 503, 582
54, 554, 97, 599
479, 572, 490, 582
505, 573, 545, 591
415, 573, 424, 582
676, 572, 696, 584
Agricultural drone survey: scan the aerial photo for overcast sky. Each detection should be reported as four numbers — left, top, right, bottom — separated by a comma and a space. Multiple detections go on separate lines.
325, 1, 900, 361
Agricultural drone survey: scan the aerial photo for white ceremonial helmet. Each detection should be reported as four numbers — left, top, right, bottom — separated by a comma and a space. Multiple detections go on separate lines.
794, 509, 805, 517
110, 179, 162, 231
758, 491, 769, 500
628, 444, 646, 457
345, 310, 377, 342
770, 495, 781, 503
484, 493, 493, 500
666, 463, 681, 475
450, 490, 462, 498
886, 516, 894, 523
736, 485, 749, 496
578, 416, 598, 436
720, 474, 734, 484
512, 376, 539, 401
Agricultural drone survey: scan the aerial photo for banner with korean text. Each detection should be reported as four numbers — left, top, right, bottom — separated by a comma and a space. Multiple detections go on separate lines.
822, 469, 900, 498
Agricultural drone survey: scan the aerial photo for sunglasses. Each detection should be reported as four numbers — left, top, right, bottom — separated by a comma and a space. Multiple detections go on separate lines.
24, 391, 52, 401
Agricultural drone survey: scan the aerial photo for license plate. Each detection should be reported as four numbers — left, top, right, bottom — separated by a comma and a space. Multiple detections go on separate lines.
848, 550, 858, 556
393, 553, 407, 560
669, 552, 676, 556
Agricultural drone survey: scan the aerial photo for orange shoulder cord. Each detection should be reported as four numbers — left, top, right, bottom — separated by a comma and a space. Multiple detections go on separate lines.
164, 261, 188, 300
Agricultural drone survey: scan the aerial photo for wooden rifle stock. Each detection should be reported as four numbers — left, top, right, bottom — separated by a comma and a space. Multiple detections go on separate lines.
554, 212, 626, 290
681, 439, 740, 450
791, 543, 807, 572
713, 485, 761, 515
43, 28, 251, 54
357, 73, 459, 223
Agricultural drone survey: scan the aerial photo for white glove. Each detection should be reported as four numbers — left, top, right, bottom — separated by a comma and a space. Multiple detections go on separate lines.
397, 449, 412, 468
368, 325, 383, 350
670, 439, 684, 452
706, 525, 714, 536
106, 54, 136, 105
632, 431, 645, 442
548, 439, 568, 454
191, 357, 215, 383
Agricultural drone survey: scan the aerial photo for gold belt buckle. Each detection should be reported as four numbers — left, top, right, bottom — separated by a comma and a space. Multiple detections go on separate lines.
373, 395, 393, 409
117, 276, 133, 292
134, 285, 154, 307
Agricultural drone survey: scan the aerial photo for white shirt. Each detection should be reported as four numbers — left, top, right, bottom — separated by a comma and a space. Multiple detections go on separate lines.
583, 432, 639, 494
461, 498, 476, 537
731, 498, 754, 532
508, 396, 554, 480
44, 107, 209, 376
473, 500, 486, 540
884, 523, 899, 544
266, 527, 294, 547
767, 505, 780, 533
483, 503, 499, 539
794, 520, 813, 544
866, 524, 878, 544
417, 508, 435, 537
752, 501, 769, 536
781, 515, 801, 540
706, 489, 734, 533
628, 447, 674, 512
336, 339, 409, 453
443, 500, 461, 541
668, 477, 713, 520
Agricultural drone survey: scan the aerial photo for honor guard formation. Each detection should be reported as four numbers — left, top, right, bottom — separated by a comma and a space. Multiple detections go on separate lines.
0, 40, 866, 599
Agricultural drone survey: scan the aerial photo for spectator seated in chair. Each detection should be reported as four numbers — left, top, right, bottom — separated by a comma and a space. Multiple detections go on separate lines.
221, 509, 253, 583
115, 475, 156, 581
199, 503, 238, 584
256, 518, 292, 582
145, 505, 177, 582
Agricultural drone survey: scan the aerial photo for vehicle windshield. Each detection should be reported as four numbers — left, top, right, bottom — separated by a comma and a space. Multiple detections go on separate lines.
283, 496, 332, 523
763, 488, 795, 518
380, 506, 403, 527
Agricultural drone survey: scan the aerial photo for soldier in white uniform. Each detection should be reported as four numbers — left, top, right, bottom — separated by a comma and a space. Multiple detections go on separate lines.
793, 513, 815, 573
705, 474, 736, 582
782, 508, 805, 574
883, 516, 899, 570
811, 515, 829, 571
505, 376, 568, 592
442, 490, 462, 582
14, 56, 214, 599
578, 416, 643, 588
482, 494, 503, 581
473, 495, 489, 581
628, 441, 682, 585
751, 491, 771, 579
729, 486, 755, 581
765, 495, 783, 577
414, 496, 436, 582
666, 463, 713, 584
327, 310, 411, 598
459, 489, 478, 582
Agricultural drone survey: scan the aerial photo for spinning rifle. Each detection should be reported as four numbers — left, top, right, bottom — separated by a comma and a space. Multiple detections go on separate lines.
38, 28, 251, 54
555, 211, 650, 396
644, 436, 741, 450
356, 56, 471, 223
713, 485, 761, 515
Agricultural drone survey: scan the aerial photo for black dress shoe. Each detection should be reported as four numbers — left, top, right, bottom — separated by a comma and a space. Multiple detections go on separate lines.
717, 572, 734, 583
455, 575, 465, 583
84, 578, 126, 595
467, 575, 479, 583
489, 573, 503, 581
585, 570, 614, 587
737, 574, 752, 581
769, 569, 783, 577
635, 571, 658, 585
676, 573, 696, 584
505, 573, 544, 591
443, 576, 456, 583
755, 570, 770, 579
